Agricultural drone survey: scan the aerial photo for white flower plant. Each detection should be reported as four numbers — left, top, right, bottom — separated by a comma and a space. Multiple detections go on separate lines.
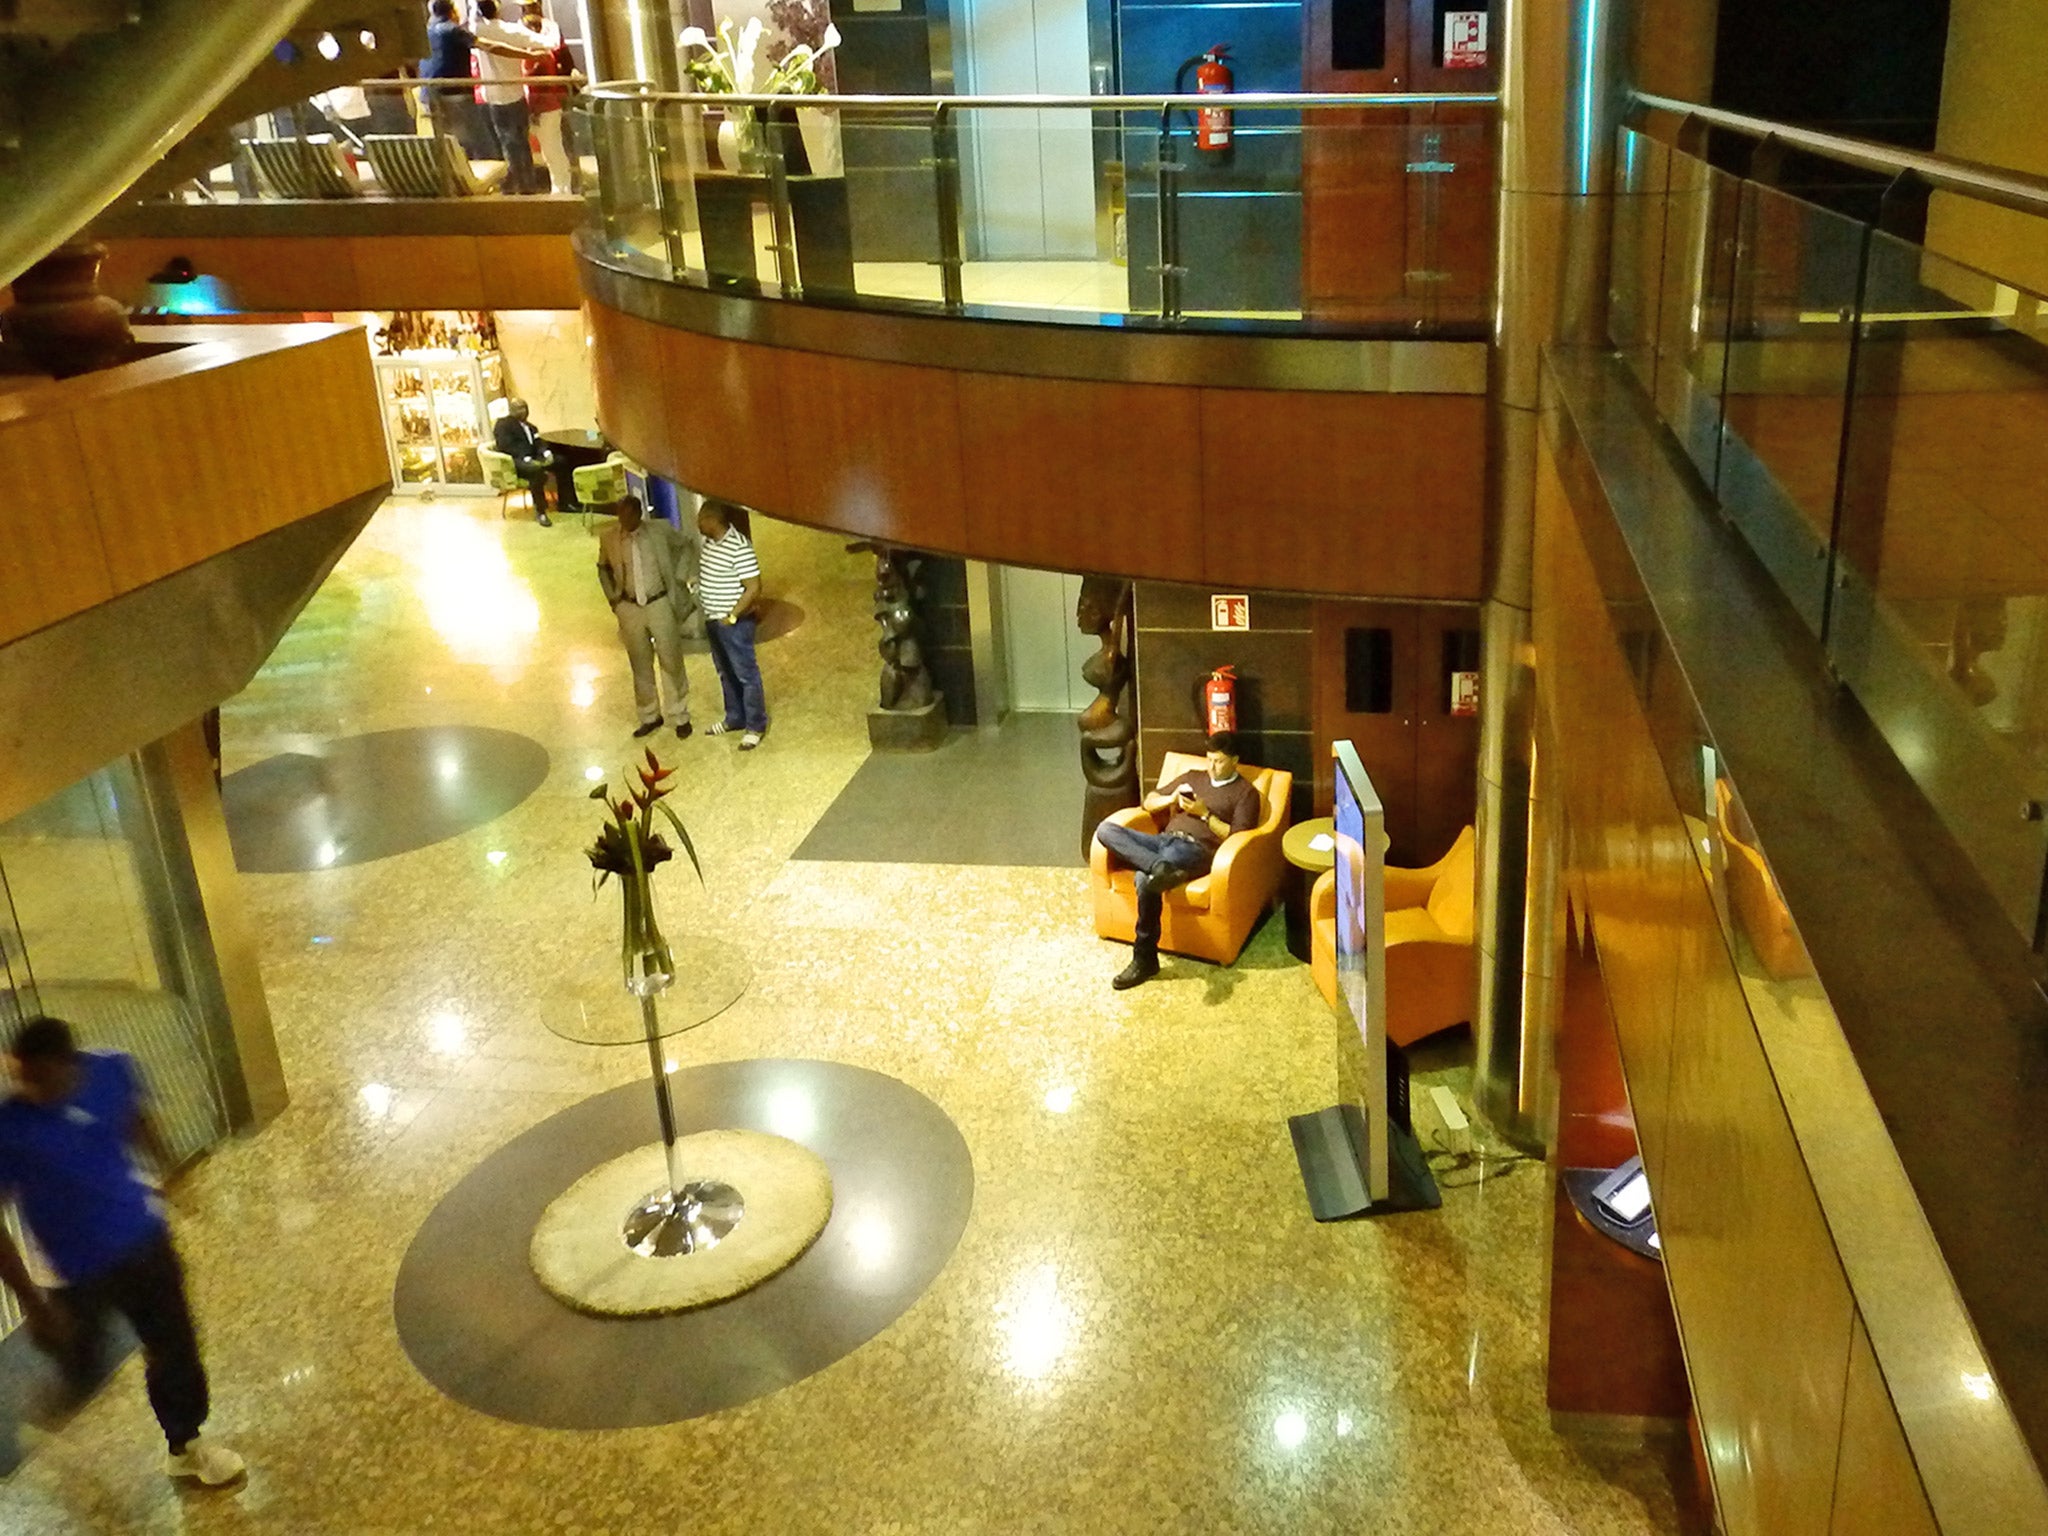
676, 16, 841, 97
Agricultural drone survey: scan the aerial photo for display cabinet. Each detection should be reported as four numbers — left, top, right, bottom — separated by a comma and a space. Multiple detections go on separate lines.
375, 350, 505, 495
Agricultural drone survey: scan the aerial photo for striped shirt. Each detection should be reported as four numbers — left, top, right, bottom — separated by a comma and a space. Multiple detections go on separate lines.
697, 527, 760, 620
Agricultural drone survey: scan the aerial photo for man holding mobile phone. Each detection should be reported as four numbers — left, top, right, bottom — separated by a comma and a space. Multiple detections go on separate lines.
1093, 731, 1262, 989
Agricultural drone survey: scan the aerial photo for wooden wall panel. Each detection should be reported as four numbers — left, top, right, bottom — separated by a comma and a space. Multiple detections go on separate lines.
1830, 1318, 1938, 1536
1201, 391, 1484, 597
96, 235, 582, 313
0, 323, 388, 646
99, 237, 363, 312
775, 351, 967, 549
476, 235, 584, 310
658, 327, 789, 512
75, 329, 385, 590
346, 236, 484, 311
593, 299, 1484, 599
587, 303, 675, 480
959, 374, 1203, 580
0, 415, 115, 646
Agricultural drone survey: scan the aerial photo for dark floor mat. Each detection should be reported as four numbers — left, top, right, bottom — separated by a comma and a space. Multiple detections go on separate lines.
793, 712, 1083, 867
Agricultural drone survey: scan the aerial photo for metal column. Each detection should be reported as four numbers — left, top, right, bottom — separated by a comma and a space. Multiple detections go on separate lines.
1472, 0, 1622, 1148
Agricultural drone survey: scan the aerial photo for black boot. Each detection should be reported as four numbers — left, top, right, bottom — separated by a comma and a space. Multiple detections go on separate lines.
1113, 950, 1159, 990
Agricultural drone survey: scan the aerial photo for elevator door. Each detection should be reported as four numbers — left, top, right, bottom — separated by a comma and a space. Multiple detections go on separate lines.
1000, 566, 1092, 711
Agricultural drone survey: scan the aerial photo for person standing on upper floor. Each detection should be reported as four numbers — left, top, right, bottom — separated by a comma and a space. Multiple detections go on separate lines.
694, 499, 769, 751
491, 398, 558, 525
470, 0, 551, 194
420, 0, 480, 150
598, 493, 699, 740
0, 1017, 244, 1489
521, 1, 576, 193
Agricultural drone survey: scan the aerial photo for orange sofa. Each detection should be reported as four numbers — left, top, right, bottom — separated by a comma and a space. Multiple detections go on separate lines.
1310, 824, 1477, 1047
1090, 754, 1292, 965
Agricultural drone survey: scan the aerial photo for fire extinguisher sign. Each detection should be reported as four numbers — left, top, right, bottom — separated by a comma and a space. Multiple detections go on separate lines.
1444, 11, 1487, 68
1210, 594, 1250, 631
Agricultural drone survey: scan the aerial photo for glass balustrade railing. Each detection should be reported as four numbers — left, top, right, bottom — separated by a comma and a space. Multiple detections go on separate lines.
568, 91, 1497, 332
1612, 116, 2048, 947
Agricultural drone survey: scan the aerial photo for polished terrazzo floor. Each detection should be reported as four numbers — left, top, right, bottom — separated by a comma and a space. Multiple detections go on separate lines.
0, 499, 1683, 1534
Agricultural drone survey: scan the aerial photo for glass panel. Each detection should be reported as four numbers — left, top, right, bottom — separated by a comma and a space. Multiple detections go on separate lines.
1610, 127, 1672, 395
1656, 153, 1744, 488
0, 763, 230, 1158
384, 363, 441, 485
574, 97, 1499, 335
1715, 180, 1866, 632
1825, 234, 2048, 938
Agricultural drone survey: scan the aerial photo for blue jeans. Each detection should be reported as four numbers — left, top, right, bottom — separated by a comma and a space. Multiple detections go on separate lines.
487, 99, 538, 194
1094, 823, 1212, 960
707, 615, 768, 732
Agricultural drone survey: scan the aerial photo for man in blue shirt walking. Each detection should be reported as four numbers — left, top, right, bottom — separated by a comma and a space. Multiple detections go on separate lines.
0, 1017, 243, 1486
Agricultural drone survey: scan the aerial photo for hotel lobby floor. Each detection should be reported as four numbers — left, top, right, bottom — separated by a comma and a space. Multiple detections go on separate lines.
0, 500, 1683, 1534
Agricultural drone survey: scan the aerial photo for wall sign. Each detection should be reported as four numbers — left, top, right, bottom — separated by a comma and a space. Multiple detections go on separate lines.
1210, 594, 1250, 631
1450, 670, 1480, 716
1444, 12, 1488, 69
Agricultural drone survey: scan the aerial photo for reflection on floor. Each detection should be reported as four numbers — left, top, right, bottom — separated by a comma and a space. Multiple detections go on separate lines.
0, 499, 1683, 1533
794, 711, 1083, 867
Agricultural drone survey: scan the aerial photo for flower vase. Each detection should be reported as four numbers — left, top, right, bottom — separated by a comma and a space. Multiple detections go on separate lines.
795, 106, 843, 178
620, 870, 675, 997
716, 107, 763, 172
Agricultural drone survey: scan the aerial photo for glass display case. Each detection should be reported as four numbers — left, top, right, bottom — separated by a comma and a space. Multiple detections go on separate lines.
375, 349, 505, 495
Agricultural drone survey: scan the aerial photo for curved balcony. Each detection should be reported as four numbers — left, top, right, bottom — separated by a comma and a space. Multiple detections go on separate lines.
572, 88, 1498, 596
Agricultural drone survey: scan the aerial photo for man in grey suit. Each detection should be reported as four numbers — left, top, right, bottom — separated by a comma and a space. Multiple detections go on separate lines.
596, 495, 699, 738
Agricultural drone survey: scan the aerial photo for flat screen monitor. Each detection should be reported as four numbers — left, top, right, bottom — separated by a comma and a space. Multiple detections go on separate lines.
1331, 742, 1389, 1202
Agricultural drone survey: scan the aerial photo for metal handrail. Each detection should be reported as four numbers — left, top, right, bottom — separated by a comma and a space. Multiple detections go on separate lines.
580, 84, 1498, 111
1633, 90, 2048, 220
357, 75, 585, 88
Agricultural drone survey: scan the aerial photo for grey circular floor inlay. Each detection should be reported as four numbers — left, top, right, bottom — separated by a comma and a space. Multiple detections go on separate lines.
222, 726, 550, 872
392, 1059, 974, 1429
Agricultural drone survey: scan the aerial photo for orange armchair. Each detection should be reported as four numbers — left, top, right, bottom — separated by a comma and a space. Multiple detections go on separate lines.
1090, 754, 1292, 965
1715, 779, 1810, 979
1308, 825, 1477, 1047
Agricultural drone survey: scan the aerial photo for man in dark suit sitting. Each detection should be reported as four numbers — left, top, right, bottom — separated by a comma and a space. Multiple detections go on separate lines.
492, 398, 557, 527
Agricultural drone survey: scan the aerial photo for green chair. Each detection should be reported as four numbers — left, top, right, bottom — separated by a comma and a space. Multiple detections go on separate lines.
572, 457, 628, 534
479, 447, 529, 520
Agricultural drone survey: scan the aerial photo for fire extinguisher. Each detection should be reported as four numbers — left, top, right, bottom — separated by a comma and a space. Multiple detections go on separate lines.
1194, 45, 1234, 157
1203, 665, 1238, 735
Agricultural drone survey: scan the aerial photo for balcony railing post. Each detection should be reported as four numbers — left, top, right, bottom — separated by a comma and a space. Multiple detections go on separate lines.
760, 117, 802, 297
1153, 105, 1184, 323
931, 104, 966, 314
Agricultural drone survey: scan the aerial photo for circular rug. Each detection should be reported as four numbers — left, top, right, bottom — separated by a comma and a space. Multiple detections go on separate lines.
222, 725, 549, 871
531, 1131, 833, 1316
393, 1059, 974, 1428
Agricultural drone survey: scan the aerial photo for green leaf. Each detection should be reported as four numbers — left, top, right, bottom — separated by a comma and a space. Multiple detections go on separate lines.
588, 783, 609, 800
652, 800, 704, 885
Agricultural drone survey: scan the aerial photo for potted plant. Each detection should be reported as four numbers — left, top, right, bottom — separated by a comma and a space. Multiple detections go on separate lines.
676, 13, 843, 177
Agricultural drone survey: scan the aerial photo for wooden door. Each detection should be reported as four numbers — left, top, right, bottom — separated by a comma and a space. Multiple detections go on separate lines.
1313, 599, 1479, 866
1412, 603, 1481, 863
1312, 600, 1418, 858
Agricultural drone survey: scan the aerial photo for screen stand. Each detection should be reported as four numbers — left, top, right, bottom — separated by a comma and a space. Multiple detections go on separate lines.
1289, 1105, 1441, 1220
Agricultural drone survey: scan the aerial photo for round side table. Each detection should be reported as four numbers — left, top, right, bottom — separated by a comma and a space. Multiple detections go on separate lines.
1281, 816, 1337, 962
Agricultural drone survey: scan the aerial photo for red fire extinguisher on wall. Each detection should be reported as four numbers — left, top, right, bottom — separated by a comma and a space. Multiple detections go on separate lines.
1203, 665, 1238, 735
1194, 45, 1234, 157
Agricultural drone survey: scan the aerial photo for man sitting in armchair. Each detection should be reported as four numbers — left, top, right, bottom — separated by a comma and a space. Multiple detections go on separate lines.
1094, 732, 1262, 991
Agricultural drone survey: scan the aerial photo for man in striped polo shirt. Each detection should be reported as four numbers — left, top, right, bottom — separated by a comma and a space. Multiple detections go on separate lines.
693, 499, 769, 750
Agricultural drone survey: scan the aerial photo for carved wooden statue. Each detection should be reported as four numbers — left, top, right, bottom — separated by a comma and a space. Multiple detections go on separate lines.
1076, 575, 1140, 856
873, 546, 937, 712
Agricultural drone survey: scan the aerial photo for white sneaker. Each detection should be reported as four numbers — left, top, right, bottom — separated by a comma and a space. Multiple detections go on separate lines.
166, 1435, 246, 1486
